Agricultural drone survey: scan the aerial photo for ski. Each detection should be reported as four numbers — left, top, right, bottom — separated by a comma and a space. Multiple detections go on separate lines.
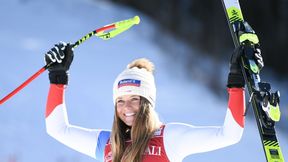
221, 0, 285, 162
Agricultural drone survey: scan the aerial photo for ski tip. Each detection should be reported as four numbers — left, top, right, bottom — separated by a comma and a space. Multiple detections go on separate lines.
133, 16, 140, 25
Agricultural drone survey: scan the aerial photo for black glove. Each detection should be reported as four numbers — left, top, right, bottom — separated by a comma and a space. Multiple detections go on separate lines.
227, 44, 264, 88
45, 42, 74, 84
253, 45, 264, 69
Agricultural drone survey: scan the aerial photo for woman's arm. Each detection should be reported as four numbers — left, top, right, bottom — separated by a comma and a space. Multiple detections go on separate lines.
164, 87, 245, 161
45, 84, 110, 159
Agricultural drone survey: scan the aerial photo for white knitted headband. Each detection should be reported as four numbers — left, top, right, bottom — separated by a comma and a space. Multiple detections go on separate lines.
113, 67, 156, 108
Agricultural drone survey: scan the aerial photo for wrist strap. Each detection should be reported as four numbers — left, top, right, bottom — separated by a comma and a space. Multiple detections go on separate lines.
49, 71, 68, 84
227, 73, 245, 88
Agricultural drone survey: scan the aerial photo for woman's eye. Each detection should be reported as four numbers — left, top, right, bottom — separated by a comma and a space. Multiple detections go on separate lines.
131, 97, 140, 102
117, 100, 124, 104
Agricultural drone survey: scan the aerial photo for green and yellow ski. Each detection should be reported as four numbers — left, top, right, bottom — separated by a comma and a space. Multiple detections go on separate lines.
221, 0, 285, 161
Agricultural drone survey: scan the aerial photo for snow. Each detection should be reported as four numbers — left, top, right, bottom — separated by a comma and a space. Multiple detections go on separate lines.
0, 0, 287, 162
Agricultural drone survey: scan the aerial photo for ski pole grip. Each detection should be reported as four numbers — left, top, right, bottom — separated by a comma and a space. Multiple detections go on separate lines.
95, 16, 141, 40
134, 16, 141, 24
115, 16, 140, 28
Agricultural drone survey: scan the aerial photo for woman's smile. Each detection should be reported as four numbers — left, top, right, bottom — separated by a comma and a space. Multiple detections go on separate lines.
116, 95, 140, 126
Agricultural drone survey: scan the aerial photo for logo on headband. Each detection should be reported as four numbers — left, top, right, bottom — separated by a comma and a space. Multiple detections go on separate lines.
118, 79, 141, 88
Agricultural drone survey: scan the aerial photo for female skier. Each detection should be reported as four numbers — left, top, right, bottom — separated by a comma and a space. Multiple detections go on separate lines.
44, 38, 263, 161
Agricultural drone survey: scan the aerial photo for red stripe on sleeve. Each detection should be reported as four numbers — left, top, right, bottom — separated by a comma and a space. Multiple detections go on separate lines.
227, 88, 245, 128
45, 84, 65, 118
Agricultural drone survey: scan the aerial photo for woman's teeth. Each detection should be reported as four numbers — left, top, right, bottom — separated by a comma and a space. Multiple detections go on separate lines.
125, 113, 135, 117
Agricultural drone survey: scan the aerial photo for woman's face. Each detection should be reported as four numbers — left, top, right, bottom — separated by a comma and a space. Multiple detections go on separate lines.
116, 95, 141, 126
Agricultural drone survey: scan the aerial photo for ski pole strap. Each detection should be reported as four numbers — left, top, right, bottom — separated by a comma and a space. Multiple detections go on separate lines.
73, 16, 140, 48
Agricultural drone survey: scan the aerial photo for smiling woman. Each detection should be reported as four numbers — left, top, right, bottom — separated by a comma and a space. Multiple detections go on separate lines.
111, 58, 162, 162
44, 42, 253, 162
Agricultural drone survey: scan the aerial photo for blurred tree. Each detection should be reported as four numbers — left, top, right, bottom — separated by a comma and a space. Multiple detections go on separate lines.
111, 0, 288, 77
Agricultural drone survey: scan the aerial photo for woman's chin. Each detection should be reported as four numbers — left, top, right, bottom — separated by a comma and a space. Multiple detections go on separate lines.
124, 116, 135, 126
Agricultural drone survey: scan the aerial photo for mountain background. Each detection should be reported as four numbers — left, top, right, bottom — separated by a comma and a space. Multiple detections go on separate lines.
111, 0, 288, 78
0, 0, 287, 162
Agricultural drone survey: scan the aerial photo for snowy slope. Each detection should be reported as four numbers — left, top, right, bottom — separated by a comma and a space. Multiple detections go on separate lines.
0, 0, 287, 162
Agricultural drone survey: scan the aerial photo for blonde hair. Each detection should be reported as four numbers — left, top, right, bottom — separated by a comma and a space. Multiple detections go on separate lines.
111, 58, 161, 162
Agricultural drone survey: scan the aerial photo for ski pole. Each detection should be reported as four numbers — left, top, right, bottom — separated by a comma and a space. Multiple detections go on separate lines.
0, 16, 140, 105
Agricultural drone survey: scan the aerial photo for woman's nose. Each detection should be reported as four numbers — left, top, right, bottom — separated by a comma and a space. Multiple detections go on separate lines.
123, 100, 132, 108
